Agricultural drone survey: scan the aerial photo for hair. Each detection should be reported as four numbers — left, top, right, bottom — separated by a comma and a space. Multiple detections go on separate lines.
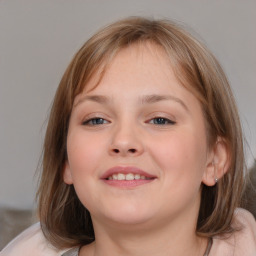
37, 17, 245, 249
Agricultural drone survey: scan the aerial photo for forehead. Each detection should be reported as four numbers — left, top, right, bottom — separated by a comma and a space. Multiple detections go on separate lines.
81, 42, 176, 94
73, 43, 202, 116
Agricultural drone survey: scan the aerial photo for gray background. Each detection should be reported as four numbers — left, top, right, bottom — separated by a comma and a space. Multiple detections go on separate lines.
0, 0, 255, 211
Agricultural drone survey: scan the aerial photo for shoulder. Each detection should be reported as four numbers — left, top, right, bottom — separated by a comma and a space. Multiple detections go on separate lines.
210, 208, 256, 256
0, 223, 69, 256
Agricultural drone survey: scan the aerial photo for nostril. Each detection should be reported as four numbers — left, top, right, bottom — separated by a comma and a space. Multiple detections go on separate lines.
112, 148, 137, 154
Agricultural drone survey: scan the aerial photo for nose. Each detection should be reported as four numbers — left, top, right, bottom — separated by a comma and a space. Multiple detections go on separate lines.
109, 123, 144, 157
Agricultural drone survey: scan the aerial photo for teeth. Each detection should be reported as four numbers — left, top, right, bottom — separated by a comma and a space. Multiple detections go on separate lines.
134, 174, 140, 180
107, 173, 151, 180
117, 173, 125, 180
125, 173, 134, 180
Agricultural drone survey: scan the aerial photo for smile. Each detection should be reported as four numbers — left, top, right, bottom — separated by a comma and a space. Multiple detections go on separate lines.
107, 173, 153, 180
101, 166, 157, 188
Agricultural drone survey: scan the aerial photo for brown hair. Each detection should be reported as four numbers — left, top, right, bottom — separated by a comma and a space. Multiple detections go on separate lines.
37, 17, 245, 249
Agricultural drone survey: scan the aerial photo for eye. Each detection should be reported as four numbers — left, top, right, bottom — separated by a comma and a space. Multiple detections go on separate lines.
149, 117, 176, 125
82, 117, 109, 126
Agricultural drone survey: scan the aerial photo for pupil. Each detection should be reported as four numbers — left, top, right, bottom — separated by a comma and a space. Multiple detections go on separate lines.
94, 118, 103, 124
155, 118, 165, 124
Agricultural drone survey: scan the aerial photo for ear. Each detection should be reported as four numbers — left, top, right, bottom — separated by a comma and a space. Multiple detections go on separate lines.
63, 161, 73, 185
202, 137, 230, 186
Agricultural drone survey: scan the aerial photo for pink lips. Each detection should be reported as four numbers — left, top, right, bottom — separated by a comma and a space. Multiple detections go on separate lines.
100, 166, 157, 188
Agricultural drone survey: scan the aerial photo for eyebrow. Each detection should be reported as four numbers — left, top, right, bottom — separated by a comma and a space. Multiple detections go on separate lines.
74, 95, 110, 107
74, 94, 189, 112
140, 94, 189, 112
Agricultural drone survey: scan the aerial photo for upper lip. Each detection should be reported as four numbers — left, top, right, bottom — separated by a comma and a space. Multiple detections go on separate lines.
100, 166, 157, 179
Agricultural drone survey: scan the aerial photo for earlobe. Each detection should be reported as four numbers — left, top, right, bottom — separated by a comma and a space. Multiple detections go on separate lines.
202, 137, 230, 186
63, 161, 73, 185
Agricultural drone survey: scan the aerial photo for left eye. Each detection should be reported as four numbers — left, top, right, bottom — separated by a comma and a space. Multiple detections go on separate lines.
149, 117, 176, 125
82, 118, 109, 126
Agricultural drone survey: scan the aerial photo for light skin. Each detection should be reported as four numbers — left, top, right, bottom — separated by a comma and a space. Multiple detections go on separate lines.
64, 42, 229, 256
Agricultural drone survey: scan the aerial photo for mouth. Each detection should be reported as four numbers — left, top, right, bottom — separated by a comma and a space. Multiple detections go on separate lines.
106, 173, 153, 180
101, 166, 157, 188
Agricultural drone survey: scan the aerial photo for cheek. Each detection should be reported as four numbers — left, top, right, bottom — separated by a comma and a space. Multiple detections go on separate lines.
67, 130, 107, 177
66, 131, 108, 209
151, 129, 207, 181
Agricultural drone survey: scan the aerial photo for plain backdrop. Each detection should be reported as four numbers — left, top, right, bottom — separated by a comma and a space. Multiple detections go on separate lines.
0, 0, 255, 210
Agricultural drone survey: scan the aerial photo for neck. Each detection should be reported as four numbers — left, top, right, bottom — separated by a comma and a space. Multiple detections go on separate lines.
80, 212, 208, 256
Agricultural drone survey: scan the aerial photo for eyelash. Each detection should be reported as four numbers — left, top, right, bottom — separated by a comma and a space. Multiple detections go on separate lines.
82, 117, 109, 126
148, 117, 176, 125
82, 117, 176, 126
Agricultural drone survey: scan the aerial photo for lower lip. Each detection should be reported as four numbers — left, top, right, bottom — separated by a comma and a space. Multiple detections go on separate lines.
102, 179, 155, 188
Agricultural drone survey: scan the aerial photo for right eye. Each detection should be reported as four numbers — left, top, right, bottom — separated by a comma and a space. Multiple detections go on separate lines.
82, 118, 109, 126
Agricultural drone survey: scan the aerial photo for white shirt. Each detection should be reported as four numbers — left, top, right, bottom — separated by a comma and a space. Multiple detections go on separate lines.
1, 208, 256, 256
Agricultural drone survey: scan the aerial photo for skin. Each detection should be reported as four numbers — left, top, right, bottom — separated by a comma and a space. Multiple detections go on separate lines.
63, 42, 228, 256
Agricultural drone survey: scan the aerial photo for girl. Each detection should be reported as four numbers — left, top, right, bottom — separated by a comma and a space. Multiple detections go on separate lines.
1, 17, 256, 256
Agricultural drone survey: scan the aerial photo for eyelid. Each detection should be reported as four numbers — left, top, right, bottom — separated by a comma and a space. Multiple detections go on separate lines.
146, 112, 176, 123
82, 118, 109, 126
81, 113, 111, 126
147, 117, 176, 125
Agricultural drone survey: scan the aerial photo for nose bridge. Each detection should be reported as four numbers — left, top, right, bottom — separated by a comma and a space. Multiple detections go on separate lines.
109, 116, 143, 156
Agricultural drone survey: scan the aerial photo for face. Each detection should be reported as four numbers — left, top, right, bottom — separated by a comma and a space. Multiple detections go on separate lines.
64, 43, 213, 229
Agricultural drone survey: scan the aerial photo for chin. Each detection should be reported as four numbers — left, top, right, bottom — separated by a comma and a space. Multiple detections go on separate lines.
95, 205, 154, 226
107, 215, 153, 227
